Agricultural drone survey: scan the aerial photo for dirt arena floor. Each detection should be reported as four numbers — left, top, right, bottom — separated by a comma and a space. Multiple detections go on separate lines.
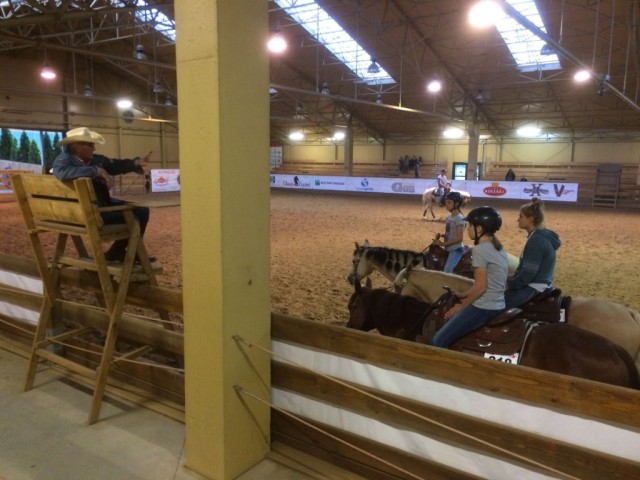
2, 190, 640, 324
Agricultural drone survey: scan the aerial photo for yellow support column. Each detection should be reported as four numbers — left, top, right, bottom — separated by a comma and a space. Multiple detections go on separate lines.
175, 1, 270, 479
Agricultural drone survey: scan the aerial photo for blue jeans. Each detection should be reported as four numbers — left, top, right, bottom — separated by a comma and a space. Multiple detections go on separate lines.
432, 305, 502, 348
101, 199, 150, 256
504, 286, 538, 309
443, 246, 464, 273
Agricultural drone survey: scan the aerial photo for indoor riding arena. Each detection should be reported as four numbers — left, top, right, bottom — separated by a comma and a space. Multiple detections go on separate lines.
3, 187, 640, 479
2, 1, 640, 479
4, 189, 640, 324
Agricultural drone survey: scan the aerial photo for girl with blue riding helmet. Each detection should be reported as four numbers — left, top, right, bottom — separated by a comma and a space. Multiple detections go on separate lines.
505, 198, 561, 308
432, 206, 509, 348
434, 191, 466, 273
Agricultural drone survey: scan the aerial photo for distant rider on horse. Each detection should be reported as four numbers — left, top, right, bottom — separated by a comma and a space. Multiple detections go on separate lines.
434, 191, 466, 273
436, 169, 450, 206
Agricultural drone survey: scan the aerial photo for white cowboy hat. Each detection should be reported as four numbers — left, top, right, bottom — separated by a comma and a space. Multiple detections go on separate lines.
57, 127, 106, 147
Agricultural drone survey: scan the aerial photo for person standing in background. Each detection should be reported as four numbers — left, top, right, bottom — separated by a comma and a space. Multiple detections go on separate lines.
505, 168, 516, 181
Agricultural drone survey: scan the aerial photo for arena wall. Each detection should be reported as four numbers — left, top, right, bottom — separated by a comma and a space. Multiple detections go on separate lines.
2, 253, 639, 479
271, 313, 640, 480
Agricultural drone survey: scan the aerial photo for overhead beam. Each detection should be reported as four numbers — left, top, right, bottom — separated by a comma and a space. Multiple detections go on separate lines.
0, 32, 176, 70
271, 83, 454, 121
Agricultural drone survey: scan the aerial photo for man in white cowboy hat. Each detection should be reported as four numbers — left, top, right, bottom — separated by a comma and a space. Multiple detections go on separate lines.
53, 127, 155, 262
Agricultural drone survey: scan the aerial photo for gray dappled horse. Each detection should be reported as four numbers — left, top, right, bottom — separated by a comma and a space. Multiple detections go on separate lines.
421, 186, 471, 220
348, 240, 517, 287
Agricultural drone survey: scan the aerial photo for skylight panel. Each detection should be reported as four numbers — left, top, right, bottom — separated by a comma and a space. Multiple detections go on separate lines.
114, 0, 176, 42
274, 0, 395, 86
496, 0, 560, 72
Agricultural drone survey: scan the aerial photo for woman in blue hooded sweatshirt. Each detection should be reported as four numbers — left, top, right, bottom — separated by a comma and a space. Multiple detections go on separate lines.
505, 198, 561, 308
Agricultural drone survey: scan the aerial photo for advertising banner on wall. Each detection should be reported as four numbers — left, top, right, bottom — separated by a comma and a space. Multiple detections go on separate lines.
1, 161, 43, 195
150, 169, 180, 192
270, 174, 579, 202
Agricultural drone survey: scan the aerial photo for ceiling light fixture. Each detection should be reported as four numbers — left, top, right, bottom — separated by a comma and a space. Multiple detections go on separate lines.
367, 57, 380, 74
83, 85, 93, 97
267, 22, 287, 54
427, 79, 442, 94
40, 60, 56, 80
116, 98, 133, 109
574, 70, 591, 82
153, 81, 163, 94
443, 127, 464, 139
164, 97, 174, 106
539, 43, 556, 56
289, 131, 304, 141
333, 131, 345, 141
468, 1, 503, 28
320, 82, 330, 95
517, 125, 541, 137
134, 44, 148, 61
376, 94, 383, 104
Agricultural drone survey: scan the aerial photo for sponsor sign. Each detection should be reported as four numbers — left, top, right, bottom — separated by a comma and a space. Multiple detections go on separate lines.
150, 169, 180, 192
270, 174, 578, 202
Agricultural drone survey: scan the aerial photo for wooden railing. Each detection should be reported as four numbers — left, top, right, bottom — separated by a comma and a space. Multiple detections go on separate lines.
2, 252, 639, 478
271, 313, 640, 480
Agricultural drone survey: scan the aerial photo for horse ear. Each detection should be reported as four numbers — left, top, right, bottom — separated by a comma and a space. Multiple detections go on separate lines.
364, 239, 369, 247
354, 241, 359, 249
354, 281, 362, 293
365, 277, 372, 288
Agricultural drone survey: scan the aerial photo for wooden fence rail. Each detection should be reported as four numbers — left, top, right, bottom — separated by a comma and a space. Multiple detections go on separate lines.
2, 253, 639, 478
271, 313, 640, 480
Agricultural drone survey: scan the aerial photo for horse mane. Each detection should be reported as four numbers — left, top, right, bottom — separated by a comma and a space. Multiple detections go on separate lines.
359, 246, 425, 268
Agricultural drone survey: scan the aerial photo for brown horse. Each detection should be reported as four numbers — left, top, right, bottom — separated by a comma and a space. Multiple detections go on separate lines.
394, 267, 640, 371
347, 283, 640, 389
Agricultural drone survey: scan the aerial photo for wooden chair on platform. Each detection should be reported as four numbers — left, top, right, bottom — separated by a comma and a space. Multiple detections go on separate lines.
11, 173, 158, 424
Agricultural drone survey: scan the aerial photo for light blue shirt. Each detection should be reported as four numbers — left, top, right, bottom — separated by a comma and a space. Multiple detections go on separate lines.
471, 242, 508, 310
444, 212, 465, 252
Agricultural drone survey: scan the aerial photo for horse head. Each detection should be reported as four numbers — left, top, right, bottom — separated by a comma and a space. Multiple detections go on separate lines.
347, 240, 372, 285
347, 279, 374, 330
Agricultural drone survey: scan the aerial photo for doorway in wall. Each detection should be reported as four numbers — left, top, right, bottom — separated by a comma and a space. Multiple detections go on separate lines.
453, 162, 482, 180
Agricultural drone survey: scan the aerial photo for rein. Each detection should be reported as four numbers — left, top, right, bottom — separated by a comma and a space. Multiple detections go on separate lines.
417, 288, 458, 344
397, 287, 456, 341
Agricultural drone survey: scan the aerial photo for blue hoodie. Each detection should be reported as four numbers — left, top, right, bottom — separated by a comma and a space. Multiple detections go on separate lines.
508, 228, 561, 290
